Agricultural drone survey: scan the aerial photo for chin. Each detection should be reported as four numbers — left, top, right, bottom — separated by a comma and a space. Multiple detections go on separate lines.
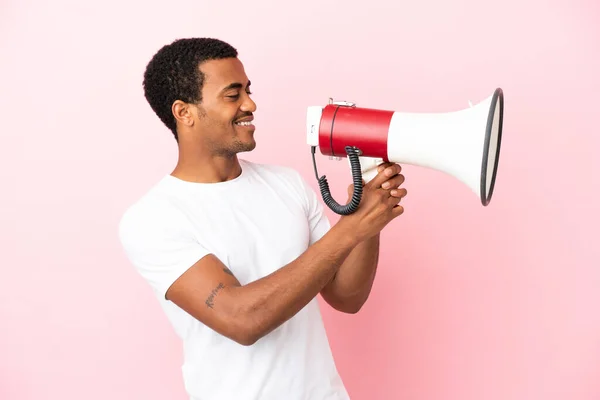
244, 140, 257, 152
231, 139, 256, 154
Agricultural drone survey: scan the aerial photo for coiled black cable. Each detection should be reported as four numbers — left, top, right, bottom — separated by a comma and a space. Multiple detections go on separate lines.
311, 145, 363, 215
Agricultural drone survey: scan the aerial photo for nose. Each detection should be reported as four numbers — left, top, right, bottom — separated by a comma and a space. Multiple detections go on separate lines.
241, 93, 257, 113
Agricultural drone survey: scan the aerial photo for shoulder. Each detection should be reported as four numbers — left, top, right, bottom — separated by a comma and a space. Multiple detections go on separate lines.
118, 177, 190, 246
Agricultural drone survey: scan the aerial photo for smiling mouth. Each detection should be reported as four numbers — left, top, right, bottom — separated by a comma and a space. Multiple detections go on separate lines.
234, 121, 253, 127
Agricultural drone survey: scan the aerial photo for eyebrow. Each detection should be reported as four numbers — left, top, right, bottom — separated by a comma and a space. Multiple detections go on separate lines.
220, 80, 251, 93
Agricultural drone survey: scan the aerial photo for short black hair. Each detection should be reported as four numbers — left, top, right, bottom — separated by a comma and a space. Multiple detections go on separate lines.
142, 37, 238, 141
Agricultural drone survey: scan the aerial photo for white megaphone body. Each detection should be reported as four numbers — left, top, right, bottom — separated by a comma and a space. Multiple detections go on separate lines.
306, 88, 504, 215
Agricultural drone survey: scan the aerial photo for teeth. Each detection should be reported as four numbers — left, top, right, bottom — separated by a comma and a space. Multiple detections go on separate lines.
236, 121, 252, 126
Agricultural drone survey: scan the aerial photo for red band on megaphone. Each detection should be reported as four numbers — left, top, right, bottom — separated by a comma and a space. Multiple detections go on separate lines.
318, 104, 392, 161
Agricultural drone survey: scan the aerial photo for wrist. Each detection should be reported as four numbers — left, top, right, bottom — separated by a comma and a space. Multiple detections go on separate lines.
332, 218, 362, 249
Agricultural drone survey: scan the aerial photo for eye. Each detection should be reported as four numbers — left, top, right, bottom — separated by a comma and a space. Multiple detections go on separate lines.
226, 91, 252, 100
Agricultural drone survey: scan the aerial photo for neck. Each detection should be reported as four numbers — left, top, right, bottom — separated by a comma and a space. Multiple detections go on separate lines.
171, 142, 242, 184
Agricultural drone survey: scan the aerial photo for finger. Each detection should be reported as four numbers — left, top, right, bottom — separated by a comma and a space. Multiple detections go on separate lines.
387, 193, 404, 213
381, 174, 405, 190
387, 191, 403, 206
391, 204, 405, 217
376, 162, 395, 173
390, 188, 408, 198
371, 164, 402, 188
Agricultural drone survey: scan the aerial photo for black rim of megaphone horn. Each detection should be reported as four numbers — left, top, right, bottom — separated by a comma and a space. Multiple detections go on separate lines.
480, 88, 504, 206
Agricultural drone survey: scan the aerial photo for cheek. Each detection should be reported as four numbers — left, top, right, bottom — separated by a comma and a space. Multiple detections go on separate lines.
203, 112, 232, 128
213, 108, 236, 124
200, 103, 238, 129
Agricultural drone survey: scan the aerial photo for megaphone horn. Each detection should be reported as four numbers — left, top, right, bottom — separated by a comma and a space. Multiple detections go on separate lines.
306, 88, 504, 215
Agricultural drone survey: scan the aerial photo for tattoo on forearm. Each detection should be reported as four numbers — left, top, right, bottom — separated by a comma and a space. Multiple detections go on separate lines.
223, 267, 234, 276
205, 282, 225, 308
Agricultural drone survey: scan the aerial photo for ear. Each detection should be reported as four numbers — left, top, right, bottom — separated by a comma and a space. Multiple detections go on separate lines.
172, 100, 195, 129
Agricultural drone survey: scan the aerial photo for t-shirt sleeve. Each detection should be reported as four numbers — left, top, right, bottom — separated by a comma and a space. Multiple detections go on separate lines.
295, 171, 332, 245
118, 200, 211, 300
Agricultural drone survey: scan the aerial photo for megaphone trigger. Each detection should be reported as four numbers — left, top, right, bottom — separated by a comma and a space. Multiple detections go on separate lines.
352, 156, 384, 183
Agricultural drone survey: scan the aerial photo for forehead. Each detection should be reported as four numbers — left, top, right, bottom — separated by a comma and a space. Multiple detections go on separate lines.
199, 58, 249, 92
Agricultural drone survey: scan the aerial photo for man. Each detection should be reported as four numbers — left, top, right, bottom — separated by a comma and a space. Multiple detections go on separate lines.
118, 37, 407, 400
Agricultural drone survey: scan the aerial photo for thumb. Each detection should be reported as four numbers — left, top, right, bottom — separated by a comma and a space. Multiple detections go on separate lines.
347, 179, 366, 198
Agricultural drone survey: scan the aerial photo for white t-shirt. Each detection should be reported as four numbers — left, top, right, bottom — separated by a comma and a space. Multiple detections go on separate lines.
118, 159, 351, 400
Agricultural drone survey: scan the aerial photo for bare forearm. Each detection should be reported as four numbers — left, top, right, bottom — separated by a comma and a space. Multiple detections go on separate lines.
226, 223, 357, 344
321, 233, 380, 312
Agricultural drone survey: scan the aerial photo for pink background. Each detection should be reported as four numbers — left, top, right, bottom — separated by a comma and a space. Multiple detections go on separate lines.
1, 0, 599, 399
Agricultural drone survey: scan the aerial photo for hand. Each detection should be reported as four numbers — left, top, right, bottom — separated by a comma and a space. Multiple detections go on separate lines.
338, 162, 407, 243
346, 162, 407, 200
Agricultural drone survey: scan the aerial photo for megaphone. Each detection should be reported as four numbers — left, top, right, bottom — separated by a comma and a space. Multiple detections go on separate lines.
306, 88, 504, 215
